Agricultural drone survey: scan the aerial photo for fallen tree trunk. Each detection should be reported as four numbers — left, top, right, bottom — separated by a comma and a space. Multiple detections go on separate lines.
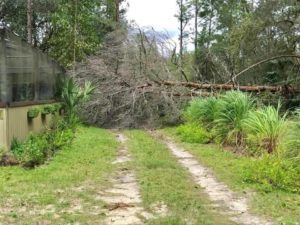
159, 80, 296, 93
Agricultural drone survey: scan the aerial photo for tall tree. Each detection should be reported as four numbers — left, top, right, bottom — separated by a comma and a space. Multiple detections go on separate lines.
115, 0, 120, 23
27, 0, 33, 44
176, 0, 192, 81
193, 0, 200, 52
0, 0, 125, 67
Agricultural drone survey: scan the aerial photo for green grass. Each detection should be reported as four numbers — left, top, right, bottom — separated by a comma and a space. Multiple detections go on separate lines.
125, 130, 235, 225
0, 126, 118, 224
164, 127, 300, 225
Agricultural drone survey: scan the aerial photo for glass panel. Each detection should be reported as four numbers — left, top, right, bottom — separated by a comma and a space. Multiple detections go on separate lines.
38, 66, 54, 100
37, 52, 55, 100
7, 68, 35, 102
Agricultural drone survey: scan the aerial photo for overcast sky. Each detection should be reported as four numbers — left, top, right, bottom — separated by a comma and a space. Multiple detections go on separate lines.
126, 0, 178, 36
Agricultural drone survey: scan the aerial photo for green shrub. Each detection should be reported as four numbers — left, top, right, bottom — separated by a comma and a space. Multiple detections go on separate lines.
27, 108, 40, 119
11, 134, 48, 166
243, 105, 287, 154
243, 155, 300, 193
47, 127, 75, 150
282, 121, 300, 165
176, 123, 210, 144
11, 117, 75, 167
41, 103, 62, 115
184, 96, 220, 130
214, 91, 255, 146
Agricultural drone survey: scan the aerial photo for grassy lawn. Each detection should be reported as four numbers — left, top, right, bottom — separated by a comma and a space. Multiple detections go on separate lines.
0, 126, 118, 224
164, 127, 300, 225
125, 130, 235, 225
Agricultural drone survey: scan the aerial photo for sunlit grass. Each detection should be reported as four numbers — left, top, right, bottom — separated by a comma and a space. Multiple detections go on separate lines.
125, 130, 234, 225
0, 126, 118, 224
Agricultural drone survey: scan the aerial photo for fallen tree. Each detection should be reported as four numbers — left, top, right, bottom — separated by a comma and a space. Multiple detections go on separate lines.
71, 28, 298, 128
159, 81, 297, 94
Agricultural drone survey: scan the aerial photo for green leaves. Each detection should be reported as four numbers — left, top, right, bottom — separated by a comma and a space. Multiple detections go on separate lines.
27, 108, 40, 119
1, 0, 118, 67
184, 96, 220, 130
61, 77, 94, 125
214, 91, 255, 146
243, 105, 287, 153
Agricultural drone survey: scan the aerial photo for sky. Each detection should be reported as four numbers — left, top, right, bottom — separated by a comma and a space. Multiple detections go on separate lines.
126, 0, 179, 38
126, 0, 195, 51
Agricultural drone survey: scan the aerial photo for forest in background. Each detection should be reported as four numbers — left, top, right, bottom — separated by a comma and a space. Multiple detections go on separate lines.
1, 0, 300, 126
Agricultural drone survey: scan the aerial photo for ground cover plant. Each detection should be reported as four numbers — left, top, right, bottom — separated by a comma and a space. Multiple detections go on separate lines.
10, 118, 75, 167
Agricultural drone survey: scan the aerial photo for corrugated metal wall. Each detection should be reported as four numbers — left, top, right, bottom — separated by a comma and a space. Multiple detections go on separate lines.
0, 105, 53, 150
0, 109, 7, 149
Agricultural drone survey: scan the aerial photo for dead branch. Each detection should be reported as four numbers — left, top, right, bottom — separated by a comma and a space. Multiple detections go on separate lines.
229, 55, 300, 83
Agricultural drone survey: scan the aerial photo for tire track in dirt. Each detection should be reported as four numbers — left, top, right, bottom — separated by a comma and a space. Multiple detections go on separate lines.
155, 132, 273, 225
98, 133, 153, 225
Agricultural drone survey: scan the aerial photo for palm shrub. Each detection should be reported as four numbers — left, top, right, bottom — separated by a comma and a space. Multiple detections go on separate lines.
243, 105, 287, 154
214, 91, 255, 146
281, 110, 300, 164
184, 96, 220, 130
61, 77, 95, 127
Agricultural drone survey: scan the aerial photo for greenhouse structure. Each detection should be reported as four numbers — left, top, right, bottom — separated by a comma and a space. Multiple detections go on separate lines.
0, 27, 63, 149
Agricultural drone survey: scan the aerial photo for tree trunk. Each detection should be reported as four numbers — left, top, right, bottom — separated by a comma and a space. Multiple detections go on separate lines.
194, 0, 198, 52
115, 0, 120, 24
160, 80, 294, 93
73, 0, 78, 74
178, 0, 188, 82
27, 0, 33, 44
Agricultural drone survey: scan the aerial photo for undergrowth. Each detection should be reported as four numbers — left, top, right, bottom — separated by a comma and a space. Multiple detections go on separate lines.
176, 91, 300, 194
11, 118, 75, 167
176, 123, 210, 143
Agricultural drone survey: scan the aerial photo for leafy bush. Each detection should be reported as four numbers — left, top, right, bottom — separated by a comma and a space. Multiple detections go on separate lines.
176, 123, 210, 143
184, 96, 220, 130
27, 108, 40, 119
214, 91, 255, 146
243, 105, 287, 154
11, 118, 75, 167
47, 127, 75, 150
11, 134, 48, 166
282, 121, 300, 165
41, 103, 62, 115
243, 155, 300, 193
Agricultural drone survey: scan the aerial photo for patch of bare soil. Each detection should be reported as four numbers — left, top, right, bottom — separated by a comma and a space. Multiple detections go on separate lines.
98, 133, 165, 225
156, 132, 273, 225
0, 153, 19, 166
